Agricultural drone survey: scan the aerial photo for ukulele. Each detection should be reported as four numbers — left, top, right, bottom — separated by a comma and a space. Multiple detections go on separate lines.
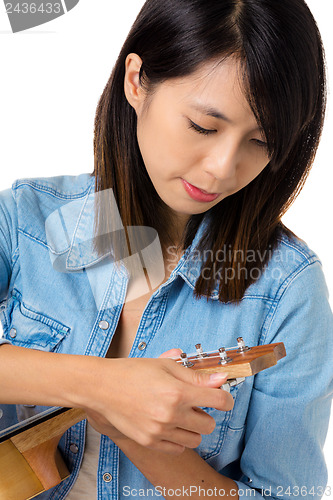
0, 338, 286, 500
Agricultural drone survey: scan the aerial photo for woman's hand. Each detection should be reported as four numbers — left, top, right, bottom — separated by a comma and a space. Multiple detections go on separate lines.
80, 349, 233, 454
85, 349, 187, 442
85, 349, 184, 441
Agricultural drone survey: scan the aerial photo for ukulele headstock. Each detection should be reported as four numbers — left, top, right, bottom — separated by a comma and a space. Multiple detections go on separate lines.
172, 337, 286, 389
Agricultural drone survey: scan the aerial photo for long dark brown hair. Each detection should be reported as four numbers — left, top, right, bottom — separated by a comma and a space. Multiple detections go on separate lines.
92, 0, 326, 303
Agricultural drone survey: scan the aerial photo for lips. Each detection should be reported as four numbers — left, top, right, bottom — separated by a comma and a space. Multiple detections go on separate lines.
197, 187, 216, 195
181, 179, 220, 203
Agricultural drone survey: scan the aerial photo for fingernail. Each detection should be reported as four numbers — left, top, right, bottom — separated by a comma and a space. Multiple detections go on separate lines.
209, 372, 228, 382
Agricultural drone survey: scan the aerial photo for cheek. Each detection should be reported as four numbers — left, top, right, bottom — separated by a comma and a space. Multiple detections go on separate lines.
137, 115, 194, 175
237, 156, 269, 192
246, 152, 269, 179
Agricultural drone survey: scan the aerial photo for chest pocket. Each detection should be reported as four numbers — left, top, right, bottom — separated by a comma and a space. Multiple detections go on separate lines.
1, 292, 70, 351
195, 384, 242, 461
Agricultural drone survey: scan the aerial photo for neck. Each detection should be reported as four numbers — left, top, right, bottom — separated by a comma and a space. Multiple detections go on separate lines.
164, 210, 191, 250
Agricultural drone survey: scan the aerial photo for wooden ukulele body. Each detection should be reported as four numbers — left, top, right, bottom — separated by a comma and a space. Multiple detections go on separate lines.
0, 408, 85, 500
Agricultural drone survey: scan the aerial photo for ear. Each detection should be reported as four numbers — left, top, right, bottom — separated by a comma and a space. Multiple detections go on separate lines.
124, 53, 145, 112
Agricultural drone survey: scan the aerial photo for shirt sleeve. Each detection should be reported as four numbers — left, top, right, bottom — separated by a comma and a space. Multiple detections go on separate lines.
233, 259, 333, 499
0, 187, 18, 346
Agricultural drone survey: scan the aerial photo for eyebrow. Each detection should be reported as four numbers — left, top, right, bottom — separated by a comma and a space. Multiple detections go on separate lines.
190, 101, 262, 133
190, 102, 233, 124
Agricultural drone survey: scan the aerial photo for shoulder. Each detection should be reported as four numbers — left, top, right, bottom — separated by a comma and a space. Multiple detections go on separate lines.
11, 173, 94, 200
259, 232, 332, 375
9, 172, 93, 224
0, 173, 94, 250
246, 229, 327, 303
0, 173, 93, 214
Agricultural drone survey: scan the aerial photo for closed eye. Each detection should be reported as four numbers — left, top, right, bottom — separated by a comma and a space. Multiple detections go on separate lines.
251, 138, 268, 150
188, 119, 217, 136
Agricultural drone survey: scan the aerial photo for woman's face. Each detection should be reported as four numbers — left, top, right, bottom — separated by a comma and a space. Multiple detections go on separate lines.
125, 55, 270, 223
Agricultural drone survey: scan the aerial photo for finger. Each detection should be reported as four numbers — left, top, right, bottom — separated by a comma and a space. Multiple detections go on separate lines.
164, 362, 234, 410
183, 385, 235, 412
176, 406, 216, 435
163, 357, 230, 388
171, 360, 230, 388
163, 427, 203, 449
146, 427, 202, 452
193, 406, 208, 414
158, 348, 183, 358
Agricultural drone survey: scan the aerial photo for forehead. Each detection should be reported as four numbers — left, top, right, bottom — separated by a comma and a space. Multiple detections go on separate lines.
157, 57, 255, 122
169, 57, 243, 88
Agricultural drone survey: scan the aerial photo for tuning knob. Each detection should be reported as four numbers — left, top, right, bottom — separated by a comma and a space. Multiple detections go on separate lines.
180, 352, 194, 368
195, 343, 208, 358
218, 347, 232, 364
237, 337, 251, 353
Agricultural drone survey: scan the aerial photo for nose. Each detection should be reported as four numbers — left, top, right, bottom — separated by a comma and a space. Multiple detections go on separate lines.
202, 140, 239, 182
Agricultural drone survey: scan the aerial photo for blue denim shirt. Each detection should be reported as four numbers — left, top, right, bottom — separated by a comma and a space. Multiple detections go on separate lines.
0, 173, 332, 499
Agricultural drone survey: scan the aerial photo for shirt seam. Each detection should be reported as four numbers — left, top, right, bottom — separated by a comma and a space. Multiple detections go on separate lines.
275, 235, 317, 261
17, 228, 70, 255
12, 180, 92, 200
132, 292, 169, 356
12, 246, 19, 263
0, 188, 19, 273
259, 258, 321, 345
66, 184, 95, 269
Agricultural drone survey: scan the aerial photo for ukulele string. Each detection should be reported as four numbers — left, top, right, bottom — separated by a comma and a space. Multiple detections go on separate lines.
173, 345, 240, 362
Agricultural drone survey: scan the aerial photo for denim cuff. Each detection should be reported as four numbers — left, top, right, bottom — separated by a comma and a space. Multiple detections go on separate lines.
0, 338, 11, 346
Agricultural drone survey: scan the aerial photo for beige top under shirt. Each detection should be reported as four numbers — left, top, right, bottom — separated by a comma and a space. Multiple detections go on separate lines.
66, 423, 100, 499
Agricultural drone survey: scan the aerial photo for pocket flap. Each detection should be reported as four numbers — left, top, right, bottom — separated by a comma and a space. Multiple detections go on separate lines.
2, 291, 70, 351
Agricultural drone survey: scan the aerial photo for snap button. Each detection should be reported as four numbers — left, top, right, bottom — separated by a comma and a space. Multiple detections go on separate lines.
138, 341, 146, 351
9, 328, 17, 338
0, 409, 3, 419
103, 472, 113, 482
99, 320, 109, 330
70, 443, 79, 454
23, 405, 36, 408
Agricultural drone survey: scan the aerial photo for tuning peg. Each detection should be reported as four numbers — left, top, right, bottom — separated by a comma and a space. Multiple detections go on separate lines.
237, 337, 251, 353
180, 352, 194, 368
218, 347, 232, 364
221, 377, 245, 392
195, 343, 208, 358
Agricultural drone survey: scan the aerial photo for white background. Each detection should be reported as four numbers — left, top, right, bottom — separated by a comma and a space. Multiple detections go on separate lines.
0, 0, 332, 491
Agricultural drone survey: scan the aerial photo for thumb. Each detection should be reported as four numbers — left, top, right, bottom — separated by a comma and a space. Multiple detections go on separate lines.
192, 370, 229, 388
175, 363, 229, 388
158, 348, 183, 359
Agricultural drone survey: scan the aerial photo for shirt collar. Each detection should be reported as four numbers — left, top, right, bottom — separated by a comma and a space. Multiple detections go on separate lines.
45, 182, 217, 296
171, 213, 220, 298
